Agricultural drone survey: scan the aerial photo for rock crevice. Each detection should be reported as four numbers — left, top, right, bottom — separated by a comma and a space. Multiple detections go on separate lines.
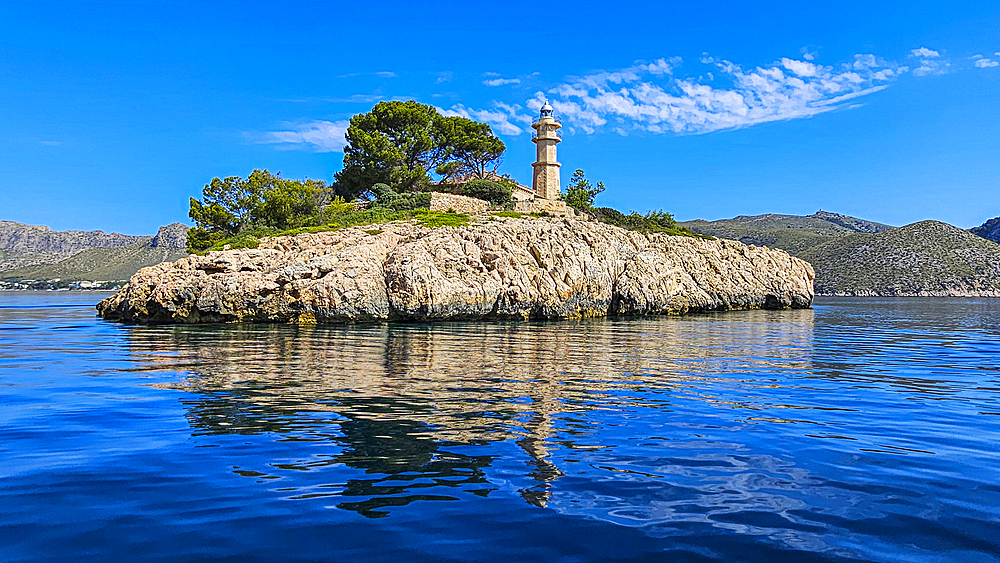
97, 218, 814, 324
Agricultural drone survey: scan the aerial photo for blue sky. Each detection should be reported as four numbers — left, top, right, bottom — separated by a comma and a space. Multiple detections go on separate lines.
1, 0, 998, 234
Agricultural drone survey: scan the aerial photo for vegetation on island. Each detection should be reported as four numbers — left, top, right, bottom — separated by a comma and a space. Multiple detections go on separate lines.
184, 100, 694, 253
186, 175, 469, 253
335, 101, 506, 199
561, 169, 706, 238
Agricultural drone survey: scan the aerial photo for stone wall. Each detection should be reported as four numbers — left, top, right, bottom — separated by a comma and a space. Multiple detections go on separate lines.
429, 192, 490, 214
513, 199, 578, 217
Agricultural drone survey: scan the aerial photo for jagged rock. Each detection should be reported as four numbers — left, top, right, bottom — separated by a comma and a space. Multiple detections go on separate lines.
97, 217, 814, 324
151, 223, 189, 249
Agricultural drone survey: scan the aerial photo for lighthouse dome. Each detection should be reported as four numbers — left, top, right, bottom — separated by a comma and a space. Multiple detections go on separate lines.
540, 101, 554, 117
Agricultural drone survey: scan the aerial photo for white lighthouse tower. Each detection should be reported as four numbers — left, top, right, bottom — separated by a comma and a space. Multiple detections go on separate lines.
531, 101, 562, 200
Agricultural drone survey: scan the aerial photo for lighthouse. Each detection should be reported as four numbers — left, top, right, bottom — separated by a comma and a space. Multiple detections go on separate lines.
531, 101, 562, 200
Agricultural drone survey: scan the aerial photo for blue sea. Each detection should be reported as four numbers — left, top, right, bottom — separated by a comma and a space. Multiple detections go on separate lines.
1, 291, 998, 562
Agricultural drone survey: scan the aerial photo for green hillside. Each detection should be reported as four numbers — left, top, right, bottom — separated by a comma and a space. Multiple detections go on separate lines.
799, 221, 1000, 296
680, 211, 893, 255
681, 211, 1000, 296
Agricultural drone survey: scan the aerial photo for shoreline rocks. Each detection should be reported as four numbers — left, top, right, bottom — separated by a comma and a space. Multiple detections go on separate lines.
96, 217, 814, 324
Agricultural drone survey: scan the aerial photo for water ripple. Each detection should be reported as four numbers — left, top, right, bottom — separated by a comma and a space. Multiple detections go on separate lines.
1, 293, 999, 561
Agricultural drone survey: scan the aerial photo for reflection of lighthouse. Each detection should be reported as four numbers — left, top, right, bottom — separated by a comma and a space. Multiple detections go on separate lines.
531, 100, 562, 201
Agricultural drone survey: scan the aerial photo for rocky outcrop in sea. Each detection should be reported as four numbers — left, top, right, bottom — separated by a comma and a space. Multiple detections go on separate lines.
97, 217, 814, 324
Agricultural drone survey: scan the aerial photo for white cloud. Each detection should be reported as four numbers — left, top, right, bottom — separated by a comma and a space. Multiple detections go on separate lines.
975, 58, 999, 68
441, 103, 529, 135
483, 77, 521, 86
261, 120, 350, 152
515, 53, 906, 135
912, 60, 950, 76
908, 48, 950, 76
911, 47, 940, 58
434, 71, 453, 84
339, 71, 397, 78
781, 57, 821, 77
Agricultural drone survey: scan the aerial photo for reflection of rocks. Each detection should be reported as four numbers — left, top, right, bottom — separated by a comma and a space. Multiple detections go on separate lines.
132, 313, 815, 515
98, 218, 814, 323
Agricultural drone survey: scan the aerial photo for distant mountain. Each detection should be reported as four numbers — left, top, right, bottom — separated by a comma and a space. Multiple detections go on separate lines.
0, 221, 147, 271
800, 221, 1000, 296
971, 216, 1000, 244
1, 222, 188, 283
680, 211, 894, 256
681, 212, 1000, 297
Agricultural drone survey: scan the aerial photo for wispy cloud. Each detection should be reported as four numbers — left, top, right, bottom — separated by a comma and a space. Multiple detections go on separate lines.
275, 94, 386, 104
910, 47, 949, 76
440, 103, 531, 135
911, 47, 940, 58
264, 47, 975, 151
434, 71, 453, 84
513, 54, 908, 135
40, 140, 63, 147
972, 54, 999, 68
259, 120, 350, 152
339, 71, 396, 78
483, 77, 521, 86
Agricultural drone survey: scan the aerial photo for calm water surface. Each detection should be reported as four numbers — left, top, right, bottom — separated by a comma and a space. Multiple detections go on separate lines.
1, 291, 999, 562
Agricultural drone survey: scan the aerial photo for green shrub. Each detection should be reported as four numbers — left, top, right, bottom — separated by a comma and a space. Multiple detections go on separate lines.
370, 183, 398, 206
205, 232, 264, 252
388, 191, 432, 211
462, 179, 512, 206
562, 169, 605, 211
588, 207, 706, 238
187, 227, 228, 253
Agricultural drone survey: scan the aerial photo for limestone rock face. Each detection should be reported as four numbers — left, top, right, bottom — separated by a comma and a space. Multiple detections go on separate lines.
151, 223, 190, 249
97, 218, 814, 324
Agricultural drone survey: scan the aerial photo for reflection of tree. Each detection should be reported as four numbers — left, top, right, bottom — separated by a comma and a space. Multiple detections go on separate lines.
126, 310, 816, 516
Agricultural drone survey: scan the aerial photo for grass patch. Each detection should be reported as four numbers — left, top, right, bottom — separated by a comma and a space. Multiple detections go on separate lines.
195, 207, 469, 253
413, 210, 470, 228
492, 211, 525, 218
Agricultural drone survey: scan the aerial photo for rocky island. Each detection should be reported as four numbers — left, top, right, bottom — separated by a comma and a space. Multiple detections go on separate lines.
96, 217, 814, 324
